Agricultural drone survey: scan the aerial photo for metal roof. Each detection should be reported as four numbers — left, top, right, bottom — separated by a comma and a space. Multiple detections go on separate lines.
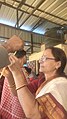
0, 0, 67, 35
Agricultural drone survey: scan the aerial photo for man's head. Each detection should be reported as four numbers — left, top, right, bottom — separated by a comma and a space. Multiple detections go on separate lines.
15, 49, 26, 58
3, 35, 24, 53
15, 49, 27, 66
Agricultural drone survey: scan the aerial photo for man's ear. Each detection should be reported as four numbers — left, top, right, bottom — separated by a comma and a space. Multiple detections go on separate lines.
56, 61, 61, 69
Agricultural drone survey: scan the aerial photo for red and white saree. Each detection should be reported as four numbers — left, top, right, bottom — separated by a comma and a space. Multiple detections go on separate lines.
36, 77, 67, 119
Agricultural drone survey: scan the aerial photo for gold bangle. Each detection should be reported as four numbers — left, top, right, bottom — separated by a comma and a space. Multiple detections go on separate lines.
16, 84, 27, 91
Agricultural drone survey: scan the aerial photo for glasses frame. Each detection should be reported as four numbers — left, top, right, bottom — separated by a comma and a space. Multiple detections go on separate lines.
39, 55, 56, 62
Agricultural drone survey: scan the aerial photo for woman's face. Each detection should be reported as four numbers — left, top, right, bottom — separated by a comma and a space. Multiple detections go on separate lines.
39, 49, 61, 74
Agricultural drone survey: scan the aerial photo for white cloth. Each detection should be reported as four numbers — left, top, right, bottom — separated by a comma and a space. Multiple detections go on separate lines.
36, 77, 67, 111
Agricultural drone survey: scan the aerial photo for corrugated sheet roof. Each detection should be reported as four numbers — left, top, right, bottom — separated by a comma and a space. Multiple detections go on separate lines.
0, 0, 67, 35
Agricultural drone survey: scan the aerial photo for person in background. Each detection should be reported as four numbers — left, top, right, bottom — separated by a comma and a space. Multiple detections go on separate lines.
7, 47, 67, 119
24, 66, 32, 83
24, 66, 38, 83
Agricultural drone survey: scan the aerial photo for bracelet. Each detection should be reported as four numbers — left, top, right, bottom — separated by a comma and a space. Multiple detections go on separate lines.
16, 84, 27, 91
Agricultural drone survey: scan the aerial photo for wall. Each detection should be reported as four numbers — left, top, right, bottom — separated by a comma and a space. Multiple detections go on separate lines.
0, 24, 45, 43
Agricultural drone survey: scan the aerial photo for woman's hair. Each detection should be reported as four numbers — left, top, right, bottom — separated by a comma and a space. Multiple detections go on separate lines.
46, 47, 67, 74
24, 66, 31, 74
15, 49, 26, 58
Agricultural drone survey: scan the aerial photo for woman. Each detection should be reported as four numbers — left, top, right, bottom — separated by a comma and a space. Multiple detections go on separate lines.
7, 47, 67, 119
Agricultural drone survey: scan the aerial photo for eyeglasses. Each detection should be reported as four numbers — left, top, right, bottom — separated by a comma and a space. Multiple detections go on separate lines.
39, 55, 56, 63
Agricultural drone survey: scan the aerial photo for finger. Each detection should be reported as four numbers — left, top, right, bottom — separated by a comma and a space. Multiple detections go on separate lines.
9, 55, 18, 64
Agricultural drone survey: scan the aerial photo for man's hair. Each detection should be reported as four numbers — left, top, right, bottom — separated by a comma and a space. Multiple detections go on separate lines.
15, 49, 26, 58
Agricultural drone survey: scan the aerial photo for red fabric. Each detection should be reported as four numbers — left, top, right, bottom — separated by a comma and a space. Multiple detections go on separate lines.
0, 76, 4, 101
0, 78, 25, 119
0, 73, 45, 119
28, 72, 45, 94
28, 80, 39, 94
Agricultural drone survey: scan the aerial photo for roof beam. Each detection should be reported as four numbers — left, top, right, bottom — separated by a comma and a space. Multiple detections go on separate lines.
19, 0, 46, 27
15, 11, 24, 27
17, 0, 26, 9
31, 19, 45, 31
15, 0, 26, 27
45, 12, 67, 22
